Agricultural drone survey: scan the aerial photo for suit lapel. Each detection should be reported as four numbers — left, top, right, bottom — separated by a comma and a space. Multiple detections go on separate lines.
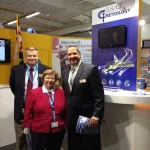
19, 64, 26, 92
65, 67, 70, 88
38, 64, 42, 74
38, 64, 43, 87
72, 62, 84, 91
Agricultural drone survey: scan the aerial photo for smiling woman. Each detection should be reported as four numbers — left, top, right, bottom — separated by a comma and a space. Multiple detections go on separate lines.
23, 69, 66, 150
42, 69, 58, 90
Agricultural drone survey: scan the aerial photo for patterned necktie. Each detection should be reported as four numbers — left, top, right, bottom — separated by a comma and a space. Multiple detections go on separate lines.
26, 68, 34, 95
70, 67, 75, 90
48, 91, 52, 99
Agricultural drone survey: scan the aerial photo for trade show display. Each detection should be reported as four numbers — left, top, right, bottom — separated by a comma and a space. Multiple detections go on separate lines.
92, 0, 150, 150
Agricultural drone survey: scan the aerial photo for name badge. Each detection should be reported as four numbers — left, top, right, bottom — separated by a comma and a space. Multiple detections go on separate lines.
22, 108, 24, 114
39, 74, 42, 77
79, 79, 86, 83
51, 122, 58, 128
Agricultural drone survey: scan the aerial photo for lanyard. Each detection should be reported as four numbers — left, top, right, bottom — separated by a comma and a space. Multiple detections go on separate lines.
27, 63, 38, 83
47, 92, 56, 121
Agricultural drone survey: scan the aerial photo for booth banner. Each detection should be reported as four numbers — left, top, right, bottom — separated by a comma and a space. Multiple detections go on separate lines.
140, 48, 150, 89
52, 37, 91, 74
92, 0, 139, 91
92, 0, 139, 25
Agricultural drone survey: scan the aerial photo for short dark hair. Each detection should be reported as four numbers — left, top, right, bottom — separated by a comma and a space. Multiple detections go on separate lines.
66, 45, 81, 55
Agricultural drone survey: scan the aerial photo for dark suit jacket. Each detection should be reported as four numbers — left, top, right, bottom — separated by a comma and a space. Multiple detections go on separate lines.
23, 87, 66, 133
62, 62, 104, 127
9, 63, 50, 124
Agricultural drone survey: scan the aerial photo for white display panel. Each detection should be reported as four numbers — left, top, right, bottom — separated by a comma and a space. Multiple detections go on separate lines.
92, 0, 139, 25
0, 40, 5, 61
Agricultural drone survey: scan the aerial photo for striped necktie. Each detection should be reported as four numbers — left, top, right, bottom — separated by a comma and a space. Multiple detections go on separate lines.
70, 67, 75, 90
26, 67, 34, 95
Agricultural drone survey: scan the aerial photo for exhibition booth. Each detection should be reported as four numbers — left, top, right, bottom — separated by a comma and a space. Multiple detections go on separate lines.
1, 0, 150, 149
91, 0, 150, 150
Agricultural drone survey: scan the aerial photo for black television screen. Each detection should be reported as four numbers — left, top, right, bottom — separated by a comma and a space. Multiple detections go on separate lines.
142, 40, 150, 48
0, 38, 11, 63
98, 25, 127, 48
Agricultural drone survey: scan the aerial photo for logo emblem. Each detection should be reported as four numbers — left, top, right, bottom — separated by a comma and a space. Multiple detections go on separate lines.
98, 10, 105, 22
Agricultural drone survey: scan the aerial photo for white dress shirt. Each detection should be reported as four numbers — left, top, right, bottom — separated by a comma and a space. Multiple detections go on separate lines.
24, 64, 39, 99
42, 84, 55, 94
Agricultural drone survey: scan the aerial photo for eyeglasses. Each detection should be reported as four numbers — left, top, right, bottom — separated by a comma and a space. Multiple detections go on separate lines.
44, 78, 55, 81
28, 49, 37, 51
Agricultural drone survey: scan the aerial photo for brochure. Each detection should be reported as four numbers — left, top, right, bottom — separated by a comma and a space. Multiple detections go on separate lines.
76, 116, 100, 134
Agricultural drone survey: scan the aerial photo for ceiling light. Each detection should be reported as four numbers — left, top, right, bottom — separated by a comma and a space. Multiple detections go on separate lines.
73, 15, 91, 23
139, 20, 145, 26
26, 12, 40, 18
7, 20, 17, 25
143, 0, 150, 5
88, 31, 92, 34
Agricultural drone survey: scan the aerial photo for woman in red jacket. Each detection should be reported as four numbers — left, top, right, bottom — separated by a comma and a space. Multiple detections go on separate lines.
23, 69, 66, 150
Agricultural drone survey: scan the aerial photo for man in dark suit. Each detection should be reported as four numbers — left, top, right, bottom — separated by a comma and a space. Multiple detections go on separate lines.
61, 45, 104, 150
9, 47, 50, 150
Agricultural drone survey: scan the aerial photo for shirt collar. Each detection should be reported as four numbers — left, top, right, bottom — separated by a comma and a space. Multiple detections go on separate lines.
71, 60, 81, 70
26, 63, 37, 70
42, 85, 55, 94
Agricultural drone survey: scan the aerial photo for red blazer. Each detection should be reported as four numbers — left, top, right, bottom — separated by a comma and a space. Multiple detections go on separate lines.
23, 87, 66, 133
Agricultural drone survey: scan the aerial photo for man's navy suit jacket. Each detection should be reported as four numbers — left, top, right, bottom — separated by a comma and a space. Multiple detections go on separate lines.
9, 63, 50, 124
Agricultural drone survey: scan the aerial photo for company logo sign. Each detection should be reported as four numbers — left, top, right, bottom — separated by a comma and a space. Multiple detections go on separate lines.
98, 3, 131, 22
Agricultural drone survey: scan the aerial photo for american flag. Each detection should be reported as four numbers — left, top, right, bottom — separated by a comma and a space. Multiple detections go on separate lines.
13, 14, 24, 65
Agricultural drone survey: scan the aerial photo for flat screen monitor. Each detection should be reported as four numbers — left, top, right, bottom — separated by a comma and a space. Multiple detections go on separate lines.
98, 25, 127, 48
142, 40, 150, 48
0, 38, 11, 63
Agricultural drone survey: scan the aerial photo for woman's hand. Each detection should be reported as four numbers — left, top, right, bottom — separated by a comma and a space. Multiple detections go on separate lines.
23, 128, 30, 134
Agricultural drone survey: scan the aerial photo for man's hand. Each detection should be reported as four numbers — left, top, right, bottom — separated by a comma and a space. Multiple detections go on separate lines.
89, 116, 99, 127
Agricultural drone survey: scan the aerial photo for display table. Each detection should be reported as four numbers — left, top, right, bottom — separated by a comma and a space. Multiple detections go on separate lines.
102, 90, 150, 150
105, 90, 150, 104
0, 85, 15, 148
